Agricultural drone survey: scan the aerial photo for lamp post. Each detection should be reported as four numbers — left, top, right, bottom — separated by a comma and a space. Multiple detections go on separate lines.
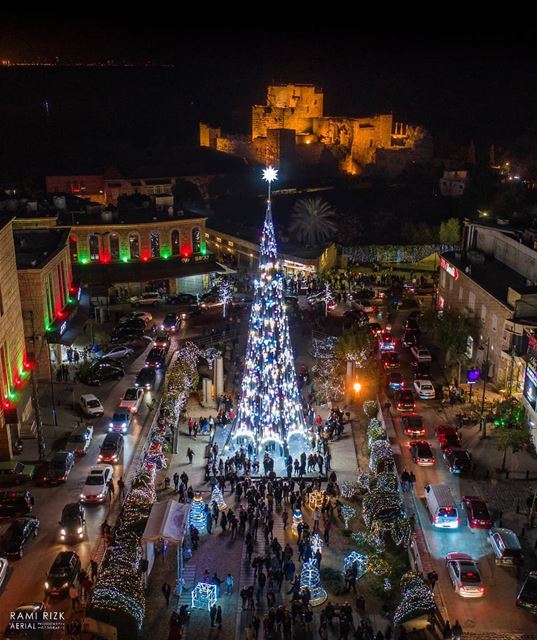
479, 338, 491, 439
353, 381, 362, 407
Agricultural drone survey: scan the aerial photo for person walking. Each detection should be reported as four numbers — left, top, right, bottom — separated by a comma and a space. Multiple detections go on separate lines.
442, 621, 452, 640
107, 479, 115, 501
408, 471, 416, 492
187, 447, 195, 464
210, 603, 217, 627
69, 584, 80, 610
118, 477, 126, 500
225, 573, 234, 594
173, 473, 179, 492
215, 605, 223, 630
400, 469, 410, 492
452, 620, 463, 640
90, 559, 98, 581
282, 509, 289, 529
162, 582, 171, 607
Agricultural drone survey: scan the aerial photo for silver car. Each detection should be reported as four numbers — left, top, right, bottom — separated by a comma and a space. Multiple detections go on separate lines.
446, 552, 485, 598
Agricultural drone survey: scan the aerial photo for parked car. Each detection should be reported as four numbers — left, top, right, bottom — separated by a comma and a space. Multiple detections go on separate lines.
100, 345, 134, 361
369, 322, 382, 336
108, 408, 133, 433
80, 465, 113, 503
435, 425, 462, 449
130, 291, 162, 306
414, 378, 436, 399
381, 352, 400, 370
516, 571, 537, 614
111, 333, 151, 348
0, 556, 7, 589
135, 366, 157, 390
0, 517, 39, 558
411, 346, 432, 362
446, 552, 485, 598
79, 393, 104, 417
65, 424, 94, 456
167, 293, 197, 305
412, 361, 432, 379
119, 387, 145, 414
409, 440, 436, 466
462, 495, 493, 529
117, 318, 146, 332
44, 551, 81, 597
401, 414, 425, 437
0, 490, 34, 518
488, 528, 523, 566
378, 332, 396, 352
395, 390, 415, 412
0, 462, 35, 486
34, 452, 75, 486
79, 362, 124, 386
442, 447, 472, 474
58, 503, 86, 542
120, 310, 152, 324
402, 329, 419, 348
98, 433, 124, 463
153, 332, 171, 352
145, 348, 166, 369
4, 602, 46, 639
386, 372, 404, 392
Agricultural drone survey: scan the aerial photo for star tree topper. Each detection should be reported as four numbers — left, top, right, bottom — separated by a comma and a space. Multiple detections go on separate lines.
262, 165, 278, 199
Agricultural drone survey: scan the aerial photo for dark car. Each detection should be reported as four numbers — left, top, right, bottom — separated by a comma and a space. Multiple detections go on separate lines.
154, 332, 170, 352
98, 432, 124, 464
0, 517, 39, 558
405, 317, 420, 332
402, 330, 419, 348
119, 317, 146, 332
111, 327, 145, 342
135, 366, 157, 390
180, 305, 204, 320
462, 495, 493, 529
443, 447, 472, 474
111, 333, 150, 348
161, 313, 180, 332
34, 451, 75, 486
395, 390, 415, 412
516, 572, 537, 614
369, 322, 382, 336
167, 292, 197, 305
401, 413, 425, 437
44, 551, 81, 597
409, 440, 436, 466
412, 361, 431, 380
0, 490, 34, 518
386, 372, 404, 392
435, 425, 462, 449
0, 462, 35, 486
381, 352, 400, 370
145, 348, 166, 369
79, 362, 124, 386
59, 503, 86, 542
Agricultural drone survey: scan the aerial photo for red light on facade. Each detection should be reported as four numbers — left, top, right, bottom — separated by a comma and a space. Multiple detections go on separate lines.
100, 252, 111, 264
141, 250, 151, 262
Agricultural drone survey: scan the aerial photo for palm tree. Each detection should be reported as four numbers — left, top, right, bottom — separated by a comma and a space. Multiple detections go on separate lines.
289, 197, 338, 245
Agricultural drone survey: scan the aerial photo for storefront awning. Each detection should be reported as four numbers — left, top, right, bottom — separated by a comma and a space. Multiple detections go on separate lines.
142, 500, 190, 545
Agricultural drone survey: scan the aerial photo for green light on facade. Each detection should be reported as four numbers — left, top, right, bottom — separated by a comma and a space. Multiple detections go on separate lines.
200, 244, 207, 256
80, 258, 89, 265
162, 252, 171, 260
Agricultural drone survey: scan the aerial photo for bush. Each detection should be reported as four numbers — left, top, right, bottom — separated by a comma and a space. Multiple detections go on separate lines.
363, 400, 378, 420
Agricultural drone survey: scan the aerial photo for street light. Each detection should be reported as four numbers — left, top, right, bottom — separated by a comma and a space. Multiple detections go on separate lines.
353, 382, 362, 394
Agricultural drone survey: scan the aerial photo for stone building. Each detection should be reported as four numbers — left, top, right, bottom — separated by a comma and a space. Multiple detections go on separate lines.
14, 229, 74, 380
201, 84, 432, 175
0, 218, 32, 460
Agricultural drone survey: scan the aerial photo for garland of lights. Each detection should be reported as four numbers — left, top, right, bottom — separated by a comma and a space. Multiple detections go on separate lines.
351, 531, 385, 554
369, 440, 395, 474
362, 490, 403, 529
340, 504, 356, 529
232, 172, 307, 447
311, 358, 344, 404
370, 471, 398, 493
344, 243, 455, 265
363, 400, 378, 420
393, 572, 435, 625
391, 515, 413, 548
218, 276, 233, 319
340, 481, 360, 498
322, 282, 335, 317
300, 560, 327, 606
343, 551, 368, 578
189, 493, 207, 533
367, 419, 387, 449
357, 472, 371, 490
366, 554, 390, 576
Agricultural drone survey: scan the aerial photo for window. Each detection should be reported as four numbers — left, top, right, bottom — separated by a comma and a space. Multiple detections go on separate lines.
171, 230, 181, 256
110, 233, 120, 261
58, 264, 66, 305
449, 277, 453, 292
69, 236, 78, 262
192, 228, 201, 253
468, 291, 476, 311
129, 233, 140, 260
481, 304, 487, 322
458, 285, 463, 301
440, 271, 446, 288
150, 231, 160, 258
88, 235, 99, 262
492, 313, 498, 332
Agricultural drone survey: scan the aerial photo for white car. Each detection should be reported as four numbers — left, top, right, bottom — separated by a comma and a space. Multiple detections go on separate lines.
101, 346, 134, 361
129, 292, 162, 307
130, 311, 152, 323
79, 394, 104, 417
0, 556, 8, 589
411, 346, 432, 362
65, 424, 94, 456
446, 552, 485, 598
119, 387, 145, 414
80, 465, 113, 504
414, 379, 436, 399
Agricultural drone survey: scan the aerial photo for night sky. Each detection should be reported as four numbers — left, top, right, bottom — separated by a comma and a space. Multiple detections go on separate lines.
1, 19, 536, 179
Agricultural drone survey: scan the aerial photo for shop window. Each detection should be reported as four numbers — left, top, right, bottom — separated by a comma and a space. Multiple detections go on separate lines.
88, 235, 99, 262
171, 230, 181, 256
192, 228, 201, 253
150, 231, 160, 258
110, 233, 120, 261
69, 236, 78, 262
129, 233, 140, 260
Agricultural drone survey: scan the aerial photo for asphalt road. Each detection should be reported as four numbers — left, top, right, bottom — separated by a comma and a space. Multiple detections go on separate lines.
385, 312, 537, 635
0, 303, 227, 632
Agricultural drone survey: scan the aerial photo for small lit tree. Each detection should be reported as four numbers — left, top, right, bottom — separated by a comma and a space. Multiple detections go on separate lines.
218, 277, 233, 319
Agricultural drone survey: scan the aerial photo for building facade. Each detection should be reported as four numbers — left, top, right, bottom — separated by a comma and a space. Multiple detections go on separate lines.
201, 84, 432, 175
0, 219, 32, 460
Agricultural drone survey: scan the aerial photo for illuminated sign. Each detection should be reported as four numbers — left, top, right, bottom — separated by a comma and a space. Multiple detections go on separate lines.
440, 257, 459, 280
466, 335, 474, 360
467, 369, 480, 384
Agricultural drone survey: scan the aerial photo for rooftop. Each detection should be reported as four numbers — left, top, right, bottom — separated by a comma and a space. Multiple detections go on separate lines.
58, 207, 206, 228
443, 251, 533, 308
14, 229, 70, 269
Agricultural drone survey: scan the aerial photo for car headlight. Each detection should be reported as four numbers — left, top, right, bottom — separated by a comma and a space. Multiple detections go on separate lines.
45, 581, 49, 589
112, 455, 118, 461
80, 493, 85, 499
121, 422, 126, 428
98, 455, 103, 460
109, 422, 113, 428
145, 383, 151, 388
77, 527, 83, 534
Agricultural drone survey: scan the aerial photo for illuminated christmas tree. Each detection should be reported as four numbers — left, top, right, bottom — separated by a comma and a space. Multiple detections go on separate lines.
211, 485, 227, 511
300, 559, 327, 606
189, 493, 207, 533
233, 167, 307, 452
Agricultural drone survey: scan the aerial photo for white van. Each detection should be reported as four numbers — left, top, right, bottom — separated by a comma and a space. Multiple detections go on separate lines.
424, 484, 459, 529
79, 394, 104, 417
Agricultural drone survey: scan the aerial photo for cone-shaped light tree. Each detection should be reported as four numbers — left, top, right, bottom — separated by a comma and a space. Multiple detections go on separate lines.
233, 167, 306, 449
